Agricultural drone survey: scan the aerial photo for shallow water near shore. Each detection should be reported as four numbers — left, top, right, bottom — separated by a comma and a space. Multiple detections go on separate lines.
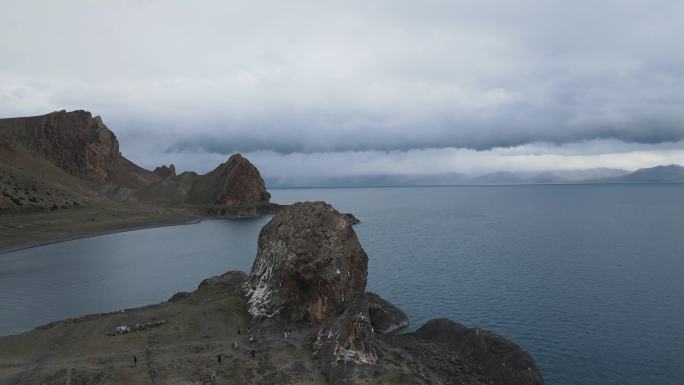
2, 185, 684, 385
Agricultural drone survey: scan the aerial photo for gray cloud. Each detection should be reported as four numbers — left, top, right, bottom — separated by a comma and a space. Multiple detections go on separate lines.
1, 0, 684, 175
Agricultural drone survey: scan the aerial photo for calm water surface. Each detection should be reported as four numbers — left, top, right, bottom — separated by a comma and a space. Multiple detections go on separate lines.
2, 185, 684, 385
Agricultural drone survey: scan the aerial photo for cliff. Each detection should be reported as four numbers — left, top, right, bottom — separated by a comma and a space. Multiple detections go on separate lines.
0, 110, 272, 219
152, 164, 176, 179
0, 110, 159, 188
0, 110, 162, 214
245, 201, 367, 323
136, 154, 271, 216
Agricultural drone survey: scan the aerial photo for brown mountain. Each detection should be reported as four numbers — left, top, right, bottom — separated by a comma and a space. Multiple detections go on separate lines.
0, 110, 272, 248
0, 110, 163, 214
136, 153, 272, 216
0, 110, 159, 188
152, 164, 176, 178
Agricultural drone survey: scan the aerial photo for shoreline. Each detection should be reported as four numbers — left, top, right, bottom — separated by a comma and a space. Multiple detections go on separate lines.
0, 217, 203, 255
0, 204, 284, 255
0, 215, 276, 255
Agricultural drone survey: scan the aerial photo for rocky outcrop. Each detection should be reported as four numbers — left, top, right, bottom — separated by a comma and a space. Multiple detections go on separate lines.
244, 200, 544, 385
364, 292, 409, 334
0, 110, 159, 189
245, 201, 367, 322
0, 110, 166, 213
153, 164, 176, 179
210, 154, 271, 211
136, 154, 271, 216
0, 110, 273, 217
0, 110, 118, 184
410, 319, 545, 385
342, 212, 361, 225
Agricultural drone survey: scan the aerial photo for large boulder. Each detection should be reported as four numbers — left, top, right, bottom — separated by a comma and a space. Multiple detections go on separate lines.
364, 292, 409, 334
415, 318, 545, 385
211, 154, 271, 209
245, 201, 368, 323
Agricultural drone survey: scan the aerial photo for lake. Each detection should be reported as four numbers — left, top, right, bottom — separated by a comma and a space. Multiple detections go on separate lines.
2, 185, 683, 385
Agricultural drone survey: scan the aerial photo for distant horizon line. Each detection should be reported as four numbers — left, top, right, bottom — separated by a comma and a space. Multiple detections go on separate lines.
267, 181, 684, 189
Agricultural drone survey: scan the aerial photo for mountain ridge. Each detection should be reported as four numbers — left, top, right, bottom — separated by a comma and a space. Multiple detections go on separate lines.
0, 110, 273, 250
593, 164, 684, 183
0, 110, 271, 216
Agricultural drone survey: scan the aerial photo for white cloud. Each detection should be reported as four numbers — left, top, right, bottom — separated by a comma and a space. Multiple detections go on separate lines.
1, 0, 684, 177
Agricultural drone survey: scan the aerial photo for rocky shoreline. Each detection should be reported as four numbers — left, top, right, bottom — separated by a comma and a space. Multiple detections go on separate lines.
0, 201, 544, 385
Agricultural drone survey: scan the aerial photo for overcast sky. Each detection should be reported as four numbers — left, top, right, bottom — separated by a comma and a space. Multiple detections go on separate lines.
1, 0, 684, 179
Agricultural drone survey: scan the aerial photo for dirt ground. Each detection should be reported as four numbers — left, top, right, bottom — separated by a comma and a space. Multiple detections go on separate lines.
0, 204, 200, 253
0, 271, 329, 385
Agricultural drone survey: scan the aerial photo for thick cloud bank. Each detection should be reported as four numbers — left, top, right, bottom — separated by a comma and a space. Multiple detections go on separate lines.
1, 0, 683, 177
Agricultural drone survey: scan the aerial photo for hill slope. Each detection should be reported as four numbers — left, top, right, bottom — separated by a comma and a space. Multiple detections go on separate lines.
137, 154, 272, 216
0, 110, 163, 214
600, 164, 684, 183
0, 110, 273, 249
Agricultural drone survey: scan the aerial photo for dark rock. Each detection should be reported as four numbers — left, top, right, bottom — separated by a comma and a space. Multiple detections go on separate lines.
0, 110, 160, 188
364, 292, 409, 334
136, 154, 271, 216
211, 154, 270, 209
342, 213, 361, 225
414, 318, 545, 385
198, 271, 247, 291
168, 291, 189, 302
153, 164, 176, 178
244, 201, 368, 323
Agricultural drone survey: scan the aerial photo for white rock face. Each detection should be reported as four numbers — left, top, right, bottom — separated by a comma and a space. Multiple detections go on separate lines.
245, 240, 285, 318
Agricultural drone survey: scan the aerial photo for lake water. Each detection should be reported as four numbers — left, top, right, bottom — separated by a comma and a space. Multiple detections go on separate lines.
2, 185, 683, 385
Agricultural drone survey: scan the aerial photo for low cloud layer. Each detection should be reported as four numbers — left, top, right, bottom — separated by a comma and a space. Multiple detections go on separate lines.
1, 0, 683, 177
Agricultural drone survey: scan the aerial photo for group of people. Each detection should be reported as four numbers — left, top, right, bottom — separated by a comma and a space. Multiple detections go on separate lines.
229, 327, 256, 358
129, 325, 261, 370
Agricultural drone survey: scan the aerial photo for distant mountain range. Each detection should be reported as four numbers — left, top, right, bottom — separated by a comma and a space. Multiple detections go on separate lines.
267, 165, 684, 187
593, 164, 684, 184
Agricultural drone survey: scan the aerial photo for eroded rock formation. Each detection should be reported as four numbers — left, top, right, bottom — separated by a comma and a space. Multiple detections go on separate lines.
1, 110, 273, 217
364, 292, 409, 334
244, 200, 544, 385
136, 154, 272, 216
382, 318, 545, 385
153, 164, 176, 179
245, 201, 367, 322
0, 110, 159, 188
211, 154, 271, 210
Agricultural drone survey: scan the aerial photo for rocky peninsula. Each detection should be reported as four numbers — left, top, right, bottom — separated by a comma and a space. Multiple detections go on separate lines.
0, 201, 544, 385
0, 110, 277, 251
